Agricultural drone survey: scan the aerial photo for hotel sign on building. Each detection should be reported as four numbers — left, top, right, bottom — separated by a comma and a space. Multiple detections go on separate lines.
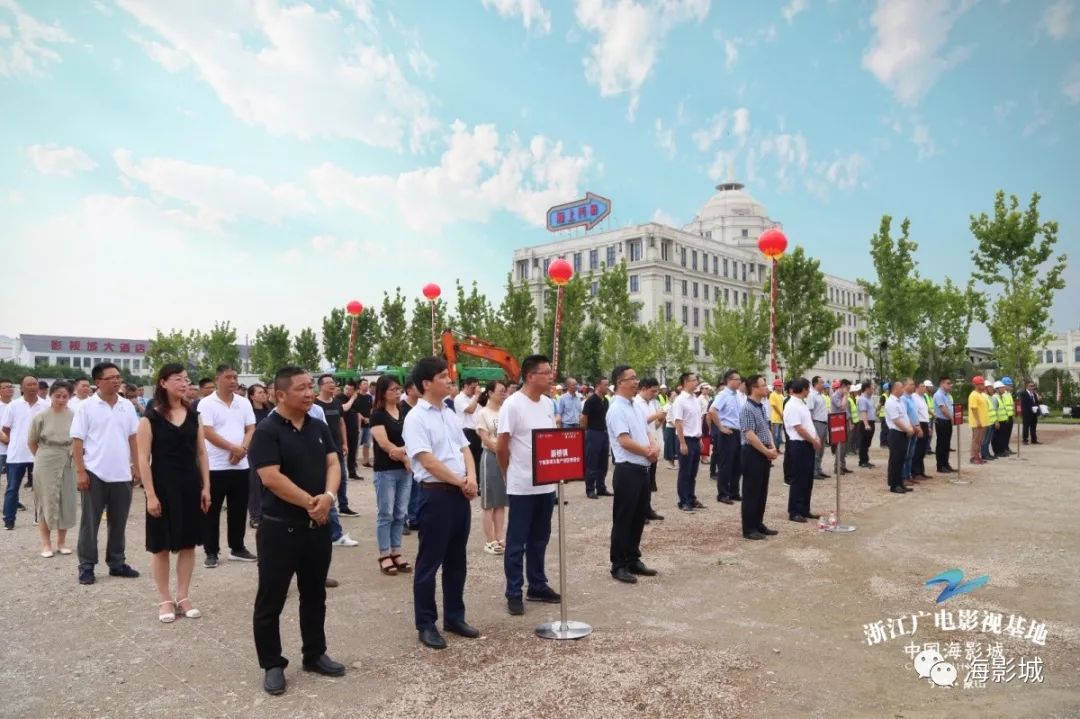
13, 334, 151, 374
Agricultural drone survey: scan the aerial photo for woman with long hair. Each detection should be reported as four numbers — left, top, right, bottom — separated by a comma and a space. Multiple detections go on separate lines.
136, 364, 211, 623
475, 380, 508, 554
369, 374, 412, 576
247, 383, 271, 529
27, 381, 77, 557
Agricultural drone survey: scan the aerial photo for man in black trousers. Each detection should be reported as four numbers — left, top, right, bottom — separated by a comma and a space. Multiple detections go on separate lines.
783, 378, 821, 522
582, 377, 612, 498
249, 366, 345, 696
932, 377, 955, 473
739, 375, 780, 540
1020, 380, 1042, 445
883, 380, 915, 494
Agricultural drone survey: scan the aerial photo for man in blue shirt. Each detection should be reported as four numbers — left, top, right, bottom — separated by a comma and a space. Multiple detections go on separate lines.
709, 369, 743, 505
556, 377, 583, 428
932, 377, 955, 473
900, 379, 922, 483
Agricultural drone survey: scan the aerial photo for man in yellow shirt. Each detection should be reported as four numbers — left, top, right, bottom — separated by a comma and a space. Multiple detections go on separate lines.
769, 379, 785, 451
967, 376, 989, 465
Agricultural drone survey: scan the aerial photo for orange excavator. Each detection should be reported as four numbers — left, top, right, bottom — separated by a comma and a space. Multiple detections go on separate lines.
440, 329, 521, 383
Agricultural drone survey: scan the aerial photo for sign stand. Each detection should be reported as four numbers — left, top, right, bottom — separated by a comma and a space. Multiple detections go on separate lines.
1015, 399, 1022, 460
825, 412, 855, 533
950, 404, 969, 485
536, 480, 592, 640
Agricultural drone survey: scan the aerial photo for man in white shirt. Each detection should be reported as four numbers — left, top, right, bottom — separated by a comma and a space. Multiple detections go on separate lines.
911, 381, 932, 479
496, 354, 562, 616
403, 357, 480, 651
783, 377, 822, 523
671, 372, 705, 512
454, 378, 483, 474
198, 364, 258, 568
633, 378, 665, 522
0, 377, 12, 506
66, 377, 93, 414
2, 375, 47, 529
884, 380, 915, 494
807, 377, 829, 479
72, 363, 140, 584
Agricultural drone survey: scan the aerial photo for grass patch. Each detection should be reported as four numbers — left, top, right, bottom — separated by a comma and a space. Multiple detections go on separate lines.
1040, 416, 1080, 425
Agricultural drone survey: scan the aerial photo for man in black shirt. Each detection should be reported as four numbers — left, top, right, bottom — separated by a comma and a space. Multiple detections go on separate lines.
582, 377, 612, 498
313, 375, 357, 516
355, 378, 374, 468
342, 380, 361, 479
249, 366, 344, 696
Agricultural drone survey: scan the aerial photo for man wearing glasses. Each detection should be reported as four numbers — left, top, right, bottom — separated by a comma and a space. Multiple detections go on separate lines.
738, 376, 780, 540
72, 363, 141, 584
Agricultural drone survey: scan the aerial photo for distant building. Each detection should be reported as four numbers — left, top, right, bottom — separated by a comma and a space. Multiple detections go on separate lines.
1032, 329, 1080, 382
7, 334, 254, 377
511, 182, 872, 382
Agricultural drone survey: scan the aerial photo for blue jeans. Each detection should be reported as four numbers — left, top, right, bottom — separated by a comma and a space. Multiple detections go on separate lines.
902, 436, 917, 480
676, 437, 701, 508
374, 469, 411, 553
771, 423, 784, 449
663, 426, 677, 462
407, 476, 420, 525
329, 506, 342, 542
336, 454, 351, 512
3, 461, 31, 526
982, 425, 995, 458
504, 493, 555, 599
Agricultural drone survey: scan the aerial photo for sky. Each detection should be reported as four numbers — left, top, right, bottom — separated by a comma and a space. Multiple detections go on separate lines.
1, 0, 1077, 346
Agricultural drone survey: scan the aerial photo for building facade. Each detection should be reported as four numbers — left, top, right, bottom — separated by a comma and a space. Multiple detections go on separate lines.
1032, 329, 1080, 382
511, 182, 872, 381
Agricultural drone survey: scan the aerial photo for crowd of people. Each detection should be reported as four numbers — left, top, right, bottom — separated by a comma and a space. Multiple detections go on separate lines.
0, 358, 1048, 696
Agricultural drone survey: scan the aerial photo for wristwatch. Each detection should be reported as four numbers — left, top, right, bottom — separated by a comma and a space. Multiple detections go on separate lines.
323, 492, 338, 508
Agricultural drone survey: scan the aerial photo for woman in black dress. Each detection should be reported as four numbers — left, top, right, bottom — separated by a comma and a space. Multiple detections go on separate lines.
136, 363, 211, 623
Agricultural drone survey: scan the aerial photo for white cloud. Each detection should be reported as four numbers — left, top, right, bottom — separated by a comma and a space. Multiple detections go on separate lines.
575, 0, 710, 116
130, 34, 189, 72
113, 149, 311, 228
7, 190, 25, 205
651, 208, 678, 226
0, 0, 73, 77
911, 119, 938, 159
1063, 63, 1080, 104
1022, 98, 1053, 138
782, 0, 809, 24
408, 47, 437, 79
26, 144, 97, 176
310, 121, 594, 234
481, 0, 553, 34
724, 39, 738, 69
862, 0, 975, 106
117, 0, 437, 152
820, 153, 866, 190
993, 99, 1016, 122
692, 107, 749, 152
1040, 0, 1072, 39
654, 118, 676, 158
731, 107, 750, 142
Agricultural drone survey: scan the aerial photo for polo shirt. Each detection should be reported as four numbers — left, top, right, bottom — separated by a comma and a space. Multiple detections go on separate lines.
670, 391, 703, 437
768, 390, 784, 423
884, 395, 906, 431
857, 394, 874, 422
198, 391, 257, 471
607, 395, 651, 467
454, 391, 478, 431
2, 397, 47, 463
933, 388, 953, 420
497, 391, 557, 495
783, 396, 814, 441
403, 398, 468, 483
581, 393, 609, 432
739, 398, 773, 448
807, 390, 827, 423
710, 388, 741, 430
69, 393, 139, 481
249, 410, 336, 524
556, 391, 583, 426
915, 393, 930, 423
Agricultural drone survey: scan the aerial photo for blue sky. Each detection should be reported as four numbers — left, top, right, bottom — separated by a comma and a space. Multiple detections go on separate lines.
1, 0, 1077, 344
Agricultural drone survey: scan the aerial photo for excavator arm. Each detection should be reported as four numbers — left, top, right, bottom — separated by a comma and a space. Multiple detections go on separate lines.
441, 329, 521, 383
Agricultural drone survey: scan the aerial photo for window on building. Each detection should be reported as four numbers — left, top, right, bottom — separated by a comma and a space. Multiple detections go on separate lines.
694, 336, 700, 355
665, 275, 672, 292
1056, 350, 1064, 363
741, 228, 749, 238
665, 301, 673, 321
829, 287, 834, 302
691, 250, 698, 271
682, 280, 688, 297
661, 241, 670, 261
742, 292, 748, 306
692, 282, 699, 299
724, 288, 730, 305
704, 230, 712, 239
741, 264, 747, 282
606, 246, 616, 267
723, 258, 729, 277
693, 307, 699, 327
1075, 346, 1080, 362
35, 356, 48, 367
56, 356, 70, 367
682, 306, 689, 326
703, 285, 709, 301
589, 250, 598, 270
573, 252, 582, 273
517, 260, 529, 280
590, 281, 598, 296
712, 256, 718, 275
704, 308, 710, 324
629, 240, 642, 262
680, 247, 687, 267
543, 258, 550, 275
133, 359, 141, 371
629, 275, 639, 292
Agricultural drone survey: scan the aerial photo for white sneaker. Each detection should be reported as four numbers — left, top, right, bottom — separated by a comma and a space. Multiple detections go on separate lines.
483, 542, 497, 555
332, 533, 359, 547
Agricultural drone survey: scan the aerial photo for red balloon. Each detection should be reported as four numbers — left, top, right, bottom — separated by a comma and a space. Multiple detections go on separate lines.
422, 283, 441, 301
548, 257, 573, 286
346, 300, 363, 315
757, 228, 788, 260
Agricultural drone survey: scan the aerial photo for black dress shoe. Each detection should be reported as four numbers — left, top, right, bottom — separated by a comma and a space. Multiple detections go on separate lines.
805, 513, 821, 520
527, 586, 562, 603
507, 596, 525, 615
303, 654, 345, 677
789, 515, 807, 523
692, 500, 706, 509
678, 504, 694, 512
419, 627, 447, 649
758, 527, 779, 536
717, 496, 734, 505
443, 620, 480, 638
743, 532, 766, 540
816, 472, 830, 479
264, 667, 286, 695
597, 489, 614, 497
611, 567, 638, 583
109, 564, 140, 578
840, 469, 853, 475
903, 486, 914, 492
890, 486, 907, 494
731, 495, 743, 501
628, 560, 657, 576
586, 492, 598, 499
645, 511, 665, 520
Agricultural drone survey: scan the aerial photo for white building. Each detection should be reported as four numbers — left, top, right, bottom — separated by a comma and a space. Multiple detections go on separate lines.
512, 182, 873, 381
1032, 329, 1080, 382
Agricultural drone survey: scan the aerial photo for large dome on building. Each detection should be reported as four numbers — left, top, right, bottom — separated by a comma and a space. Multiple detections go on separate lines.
696, 182, 767, 222
682, 182, 774, 245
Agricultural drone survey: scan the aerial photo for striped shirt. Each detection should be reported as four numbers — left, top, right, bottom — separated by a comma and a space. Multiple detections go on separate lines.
739, 398, 773, 448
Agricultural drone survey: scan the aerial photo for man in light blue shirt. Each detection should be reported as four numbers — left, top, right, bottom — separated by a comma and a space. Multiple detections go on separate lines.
556, 377, 583, 427
932, 377, 956, 473
807, 377, 829, 478
606, 364, 659, 584
900, 379, 922, 482
709, 369, 743, 504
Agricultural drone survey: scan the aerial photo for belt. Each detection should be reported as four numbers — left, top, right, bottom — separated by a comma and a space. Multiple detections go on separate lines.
41, 441, 72, 448
261, 513, 322, 530
614, 462, 649, 471
421, 481, 459, 492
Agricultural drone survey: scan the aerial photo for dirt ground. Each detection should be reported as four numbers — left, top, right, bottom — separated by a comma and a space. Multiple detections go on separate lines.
1, 424, 1078, 719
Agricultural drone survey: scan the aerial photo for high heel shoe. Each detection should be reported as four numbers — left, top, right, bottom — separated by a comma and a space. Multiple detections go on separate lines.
175, 597, 201, 619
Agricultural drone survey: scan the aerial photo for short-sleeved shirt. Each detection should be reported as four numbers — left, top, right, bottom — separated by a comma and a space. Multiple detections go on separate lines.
933, 388, 953, 421
783, 396, 814, 441
197, 392, 256, 471
739, 398, 773, 448
342, 393, 360, 432
403, 398, 468, 483
355, 393, 373, 424
902, 393, 920, 426
807, 390, 827, 422
2, 397, 47, 463
556, 392, 583, 426
633, 394, 662, 442
69, 393, 139, 481
710, 388, 741, 430
313, 396, 345, 450
475, 405, 499, 440
497, 392, 557, 495
607, 395, 650, 467
370, 407, 407, 472
249, 411, 336, 523
968, 391, 986, 427
884, 395, 906, 431
857, 395, 874, 421
0, 400, 10, 454
581, 393, 609, 432
454, 392, 478, 430
768, 391, 784, 423
915, 393, 930, 422
670, 391, 702, 437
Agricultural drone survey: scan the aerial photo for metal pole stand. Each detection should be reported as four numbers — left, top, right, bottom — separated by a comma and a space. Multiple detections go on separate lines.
825, 440, 855, 533
536, 482, 592, 640
950, 420, 969, 485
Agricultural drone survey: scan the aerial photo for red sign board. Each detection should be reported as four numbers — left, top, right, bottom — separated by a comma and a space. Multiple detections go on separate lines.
1015, 401, 1022, 417
827, 412, 848, 444
952, 404, 964, 426
532, 428, 586, 485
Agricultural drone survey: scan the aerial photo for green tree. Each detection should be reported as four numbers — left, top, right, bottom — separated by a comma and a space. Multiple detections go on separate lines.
196, 321, 240, 377
452, 280, 494, 338
915, 277, 978, 380
249, 324, 291, 380
145, 329, 201, 374
490, 273, 537, 363
352, 309, 382, 369
594, 261, 647, 372
645, 309, 694, 386
321, 308, 350, 370
702, 294, 769, 378
1038, 368, 1078, 408
376, 289, 411, 366
577, 323, 605, 384
774, 246, 841, 378
292, 327, 321, 370
538, 271, 592, 379
407, 297, 450, 362
970, 191, 1067, 381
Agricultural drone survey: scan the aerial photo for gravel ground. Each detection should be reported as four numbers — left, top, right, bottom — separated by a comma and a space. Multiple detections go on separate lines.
1, 424, 1077, 719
